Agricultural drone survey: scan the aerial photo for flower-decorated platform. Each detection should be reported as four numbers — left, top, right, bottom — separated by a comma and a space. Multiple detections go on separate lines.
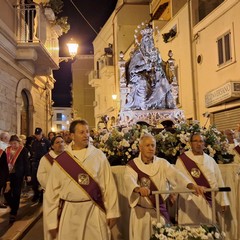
117, 109, 185, 127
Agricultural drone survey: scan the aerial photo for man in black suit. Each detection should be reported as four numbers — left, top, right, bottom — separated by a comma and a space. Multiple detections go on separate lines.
31, 128, 50, 203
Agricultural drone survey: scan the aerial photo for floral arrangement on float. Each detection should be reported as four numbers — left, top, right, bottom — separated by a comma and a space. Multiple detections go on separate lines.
154, 121, 233, 164
150, 221, 224, 240
93, 124, 150, 165
92, 121, 233, 165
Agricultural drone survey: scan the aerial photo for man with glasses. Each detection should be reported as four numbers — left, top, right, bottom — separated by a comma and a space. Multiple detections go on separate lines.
175, 132, 229, 224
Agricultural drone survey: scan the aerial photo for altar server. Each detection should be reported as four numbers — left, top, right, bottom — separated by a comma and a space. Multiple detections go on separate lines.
45, 119, 120, 240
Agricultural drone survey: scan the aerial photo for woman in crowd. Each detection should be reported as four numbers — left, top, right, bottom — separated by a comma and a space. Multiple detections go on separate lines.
4, 135, 31, 224
47, 131, 56, 142
37, 135, 65, 240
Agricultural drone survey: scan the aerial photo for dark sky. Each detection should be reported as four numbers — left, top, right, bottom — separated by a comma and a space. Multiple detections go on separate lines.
52, 0, 118, 107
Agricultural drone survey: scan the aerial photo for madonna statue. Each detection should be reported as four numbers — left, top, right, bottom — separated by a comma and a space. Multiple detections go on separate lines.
125, 25, 176, 110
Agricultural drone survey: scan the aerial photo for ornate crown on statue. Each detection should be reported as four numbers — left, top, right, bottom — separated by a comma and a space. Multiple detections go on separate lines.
134, 22, 160, 45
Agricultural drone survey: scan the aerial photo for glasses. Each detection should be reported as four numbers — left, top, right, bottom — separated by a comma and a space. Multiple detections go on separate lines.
191, 140, 204, 143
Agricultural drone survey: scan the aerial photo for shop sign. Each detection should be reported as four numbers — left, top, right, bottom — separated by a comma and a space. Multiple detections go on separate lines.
205, 81, 240, 107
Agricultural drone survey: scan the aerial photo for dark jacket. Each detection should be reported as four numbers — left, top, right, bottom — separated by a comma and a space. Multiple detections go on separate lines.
10, 147, 31, 178
31, 137, 51, 162
0, 150, 9, 187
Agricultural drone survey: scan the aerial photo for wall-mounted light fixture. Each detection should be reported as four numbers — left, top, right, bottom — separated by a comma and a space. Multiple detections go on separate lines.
59, 38, 79, 63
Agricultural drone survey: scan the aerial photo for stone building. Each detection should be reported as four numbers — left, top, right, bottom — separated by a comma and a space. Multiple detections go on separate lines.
0, 0, 61, 135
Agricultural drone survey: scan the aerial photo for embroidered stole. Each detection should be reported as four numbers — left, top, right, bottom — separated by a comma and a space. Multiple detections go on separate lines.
234, 145, 240, 156
127, 160, 170, 221
179, 153, 212, 205
6, 146, 23, 172
45, 153, 54, 165
56, 151, 106, 213
0, 149, 3, 158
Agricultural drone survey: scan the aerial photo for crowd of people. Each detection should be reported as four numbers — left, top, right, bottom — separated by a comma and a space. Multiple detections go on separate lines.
0, 121, 239, 240
0, 128, 72, 223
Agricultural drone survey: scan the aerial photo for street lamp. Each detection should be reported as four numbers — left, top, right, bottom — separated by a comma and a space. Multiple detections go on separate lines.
59, 38, 79, 63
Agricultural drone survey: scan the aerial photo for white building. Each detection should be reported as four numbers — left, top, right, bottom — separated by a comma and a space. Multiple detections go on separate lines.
89, 0, 240, 131
51, 107, 72, 133
89, 0, 151, 127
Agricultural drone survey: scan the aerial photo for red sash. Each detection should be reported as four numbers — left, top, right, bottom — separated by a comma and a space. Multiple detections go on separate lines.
179, 153, 211, 205
234, 145, 240, 156
56, 151, 106, 213
45, 153, 54, 165
127, 159, 170, 221
6, 146, 23, 172
0, 149, 3, 157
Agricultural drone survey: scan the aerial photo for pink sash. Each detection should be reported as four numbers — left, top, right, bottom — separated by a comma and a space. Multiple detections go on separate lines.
6, 146, 23, 172
179, 153, 211, 205
127, 160, 170, 221
56, 151, 106, 213
234, 145, 240, 156
45, 153, 54, 165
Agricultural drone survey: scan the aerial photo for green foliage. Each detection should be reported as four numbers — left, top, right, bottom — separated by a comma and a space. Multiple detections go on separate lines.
47, 0, 64, 14
44, 0, 70, 34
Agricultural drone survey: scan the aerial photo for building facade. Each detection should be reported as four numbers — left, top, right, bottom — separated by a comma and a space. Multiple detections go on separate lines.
88, 0, 240, 131
71, 55, 95, 129
0, 0, 61, 135
51, 107, 72, 132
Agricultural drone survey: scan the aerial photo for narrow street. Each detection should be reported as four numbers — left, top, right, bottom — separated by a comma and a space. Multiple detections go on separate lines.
0, 190, 42, 240
21, 217, 43, 240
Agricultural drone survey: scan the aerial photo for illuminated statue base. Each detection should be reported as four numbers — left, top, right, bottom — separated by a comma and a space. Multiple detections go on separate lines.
117, 108, 185, 127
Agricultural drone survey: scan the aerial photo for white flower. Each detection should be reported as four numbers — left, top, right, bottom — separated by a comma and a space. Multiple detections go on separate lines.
221, 231, 226, 237
152, 220, 157, 226
100, 132, 109, 143
120, 139, 130, 147
131, 143, 138, 150
151, 224, 220, 240
156, 222, 163, 228
214, 232, 220, 239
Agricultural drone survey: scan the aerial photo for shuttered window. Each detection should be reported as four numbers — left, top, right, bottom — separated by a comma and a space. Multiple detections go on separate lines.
217, 31, 232, 67
211, 107, 240, 131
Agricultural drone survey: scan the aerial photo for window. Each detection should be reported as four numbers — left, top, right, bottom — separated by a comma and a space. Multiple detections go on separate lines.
217, 31, 232, 66
56, 113, 62, 121
57, 124, 62, 130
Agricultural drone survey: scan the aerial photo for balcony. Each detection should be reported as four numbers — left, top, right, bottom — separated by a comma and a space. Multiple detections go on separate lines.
88, 70, 101, 87
14, 4, 60, 76
98, 55, 114, 78
150, 0, 170, 20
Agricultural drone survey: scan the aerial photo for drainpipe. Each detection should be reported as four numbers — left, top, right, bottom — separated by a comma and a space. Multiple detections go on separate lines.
188, 0, 197, 120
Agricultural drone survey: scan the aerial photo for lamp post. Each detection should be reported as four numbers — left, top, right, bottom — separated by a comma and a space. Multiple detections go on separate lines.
50, 38, 79, 132
59, 38, 79, 63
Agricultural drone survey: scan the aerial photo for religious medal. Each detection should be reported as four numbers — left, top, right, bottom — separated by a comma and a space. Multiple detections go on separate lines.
140, 177, 151, 188
78, 173, 90, 185
190, 168, 201, 178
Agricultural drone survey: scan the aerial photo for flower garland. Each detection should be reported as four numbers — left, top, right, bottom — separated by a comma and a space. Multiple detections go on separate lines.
151, 221, 225, 240
92, 121, 233, 165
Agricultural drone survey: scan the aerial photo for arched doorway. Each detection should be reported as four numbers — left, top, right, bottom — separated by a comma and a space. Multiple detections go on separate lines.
21, 90, 30, 136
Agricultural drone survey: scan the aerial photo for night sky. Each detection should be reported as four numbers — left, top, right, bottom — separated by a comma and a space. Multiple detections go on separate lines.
52, 0, 118, 107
